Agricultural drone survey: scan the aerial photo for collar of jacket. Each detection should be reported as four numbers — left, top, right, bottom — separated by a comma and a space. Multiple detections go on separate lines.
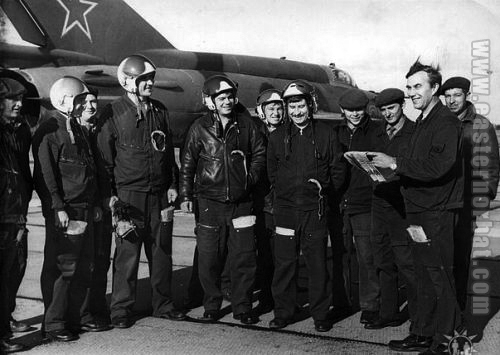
376, 115, 412, 138
339, 115, 371, 133
289, 120, 312, 137
417, 100, 446, 128
458, 101, 476, 123
120, 94, 151, 118
200, 111, 248, 130
0, 117, 25, 132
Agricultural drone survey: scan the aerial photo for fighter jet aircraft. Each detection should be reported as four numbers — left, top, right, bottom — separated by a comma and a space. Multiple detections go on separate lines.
0, 0, 359, 146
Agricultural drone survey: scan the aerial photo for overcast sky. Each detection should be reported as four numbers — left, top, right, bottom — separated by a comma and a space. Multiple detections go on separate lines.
3, 0, 500, 122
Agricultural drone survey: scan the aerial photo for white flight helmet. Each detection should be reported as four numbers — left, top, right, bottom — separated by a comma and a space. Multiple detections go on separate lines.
117, 54, 156, 93
255, 89, 284, 120
49, 76, 89, 115
282, 79, 318, 113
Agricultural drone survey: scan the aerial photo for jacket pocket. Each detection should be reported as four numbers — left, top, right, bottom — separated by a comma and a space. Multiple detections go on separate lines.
59, 157, 90, 200
197, 153, 223, 189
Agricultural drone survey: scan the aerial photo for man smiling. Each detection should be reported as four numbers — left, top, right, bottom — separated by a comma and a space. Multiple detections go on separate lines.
372, 61, 462, 354
267, 80, 345, 332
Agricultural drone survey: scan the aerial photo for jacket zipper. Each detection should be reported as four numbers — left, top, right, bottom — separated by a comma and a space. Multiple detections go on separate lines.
223, 123, 236, 201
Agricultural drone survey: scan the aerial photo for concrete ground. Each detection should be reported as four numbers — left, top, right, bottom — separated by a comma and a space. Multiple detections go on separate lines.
8, 194, 500, 354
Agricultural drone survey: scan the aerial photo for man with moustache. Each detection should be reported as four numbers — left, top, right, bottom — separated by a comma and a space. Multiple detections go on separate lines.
364, 88, 417, 330
441, 76, 499, 311
98, 55, 185, 329
267, 80, 345, 332
337, 88, 381, 325
372, 61, 462, 354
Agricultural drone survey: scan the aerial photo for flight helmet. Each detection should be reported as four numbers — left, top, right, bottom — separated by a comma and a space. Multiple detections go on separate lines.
255, 89, 283, 120
282, 79, 318, 113
117, 54, 156, 93
49, 76, 89, 114
202, 75, 238, 111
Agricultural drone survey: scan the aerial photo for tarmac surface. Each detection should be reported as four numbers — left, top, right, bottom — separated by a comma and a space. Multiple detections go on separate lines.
8, 192, 500, 354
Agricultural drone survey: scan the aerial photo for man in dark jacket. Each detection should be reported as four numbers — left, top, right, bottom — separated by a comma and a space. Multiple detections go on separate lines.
97, 55, 185, 328
252, 89, 285, 314
179, 75, 265, 325
33, 76, 107, 342
0, 77, 31, 353
365, 88, 417, 330
337, 88, 381, 325
267, 80, 345, 332
442, 76, 500, 310
372, 61, 462, 354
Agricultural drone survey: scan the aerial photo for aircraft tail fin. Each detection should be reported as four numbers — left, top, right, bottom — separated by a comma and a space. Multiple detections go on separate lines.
4, 0, 175, 64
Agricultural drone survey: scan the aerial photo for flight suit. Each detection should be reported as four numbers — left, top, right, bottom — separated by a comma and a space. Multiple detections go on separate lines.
267, 120, 345, 322
33, 112, 99, 332
97, 95, 178, 321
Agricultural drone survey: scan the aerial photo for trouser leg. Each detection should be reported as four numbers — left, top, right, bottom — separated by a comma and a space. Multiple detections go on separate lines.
8, 228, 27, 317
408, 210, 460, 342
353, 234, 379, 312
301, 212, 329, 321
255, 211, 274, 306
393, 245, 418, 324
327, 203, 350, 309
228, 212, 256, 315
371, 205, 398, 319
196, 198, 225, 312
272, 230, 298, 321
44, 231, 86, 331
149, 194, 175, 315
110, 236, 142, 320
0, 224, 18, 339
68, 222, 94, 327
88, 213, 113, 321
453, 209, 474, 311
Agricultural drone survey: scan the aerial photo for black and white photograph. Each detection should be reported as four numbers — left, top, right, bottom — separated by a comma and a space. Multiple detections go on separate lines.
1, 0, 499, 353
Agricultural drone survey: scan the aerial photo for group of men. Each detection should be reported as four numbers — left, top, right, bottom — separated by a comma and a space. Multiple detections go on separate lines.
0, 54, 498, 355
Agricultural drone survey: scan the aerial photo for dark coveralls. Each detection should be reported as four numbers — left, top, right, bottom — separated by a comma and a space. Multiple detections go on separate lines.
267, 120, 345, 322
179, 108, 266, 316
252, 120, 276, 308
453, 102, 499, 310
396, 101, 462, 347
33, 113, 99, 332
370, 117, 418, 323
0, 119, 32, 339
97, 95, 178, 321
337, 118, 381, 312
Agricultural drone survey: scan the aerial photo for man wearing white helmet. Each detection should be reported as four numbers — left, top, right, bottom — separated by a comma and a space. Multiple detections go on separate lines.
97, 55, 185, 329
267, 80, 345, 332
252, 89, 284, 313
179, 75, 266, 324
33, 76, 107, 342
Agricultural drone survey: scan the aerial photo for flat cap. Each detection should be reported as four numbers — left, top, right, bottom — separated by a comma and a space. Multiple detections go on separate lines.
441, 76, 470, 94
374, 88, 405, 107
338, 88, 368, 110
0, 78, 27, 99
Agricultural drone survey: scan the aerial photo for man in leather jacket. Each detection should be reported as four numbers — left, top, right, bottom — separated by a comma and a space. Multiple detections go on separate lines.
180, 75, 265, 325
